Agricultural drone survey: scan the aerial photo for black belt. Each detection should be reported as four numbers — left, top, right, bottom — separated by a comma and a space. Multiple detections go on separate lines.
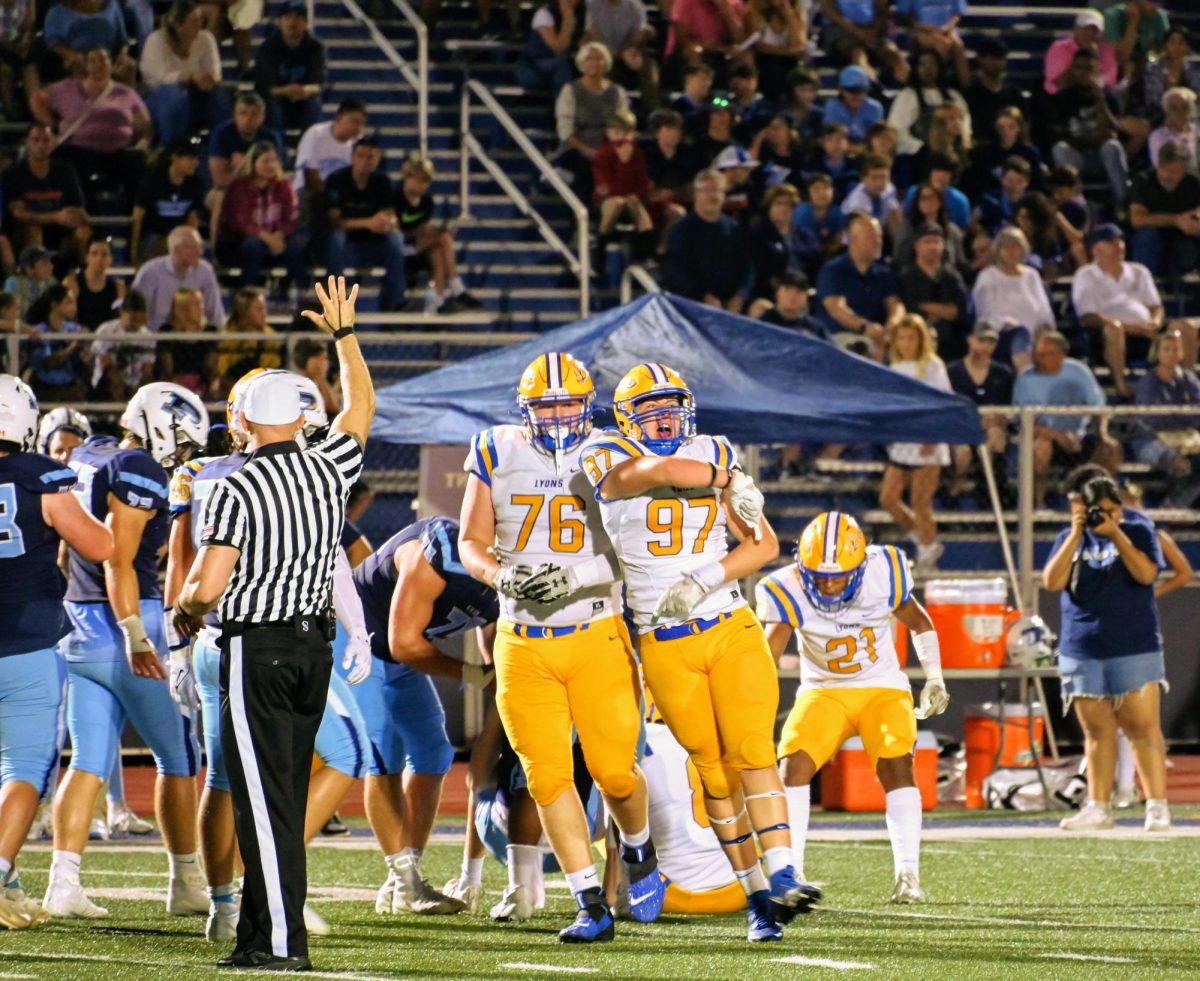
222, 611, 335, 641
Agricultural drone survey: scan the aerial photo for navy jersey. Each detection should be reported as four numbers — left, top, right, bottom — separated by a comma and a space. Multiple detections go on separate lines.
0, 452, 77, 656
66, 436, 170, 603
353, 516, 499, 658
341, 517, 364, 551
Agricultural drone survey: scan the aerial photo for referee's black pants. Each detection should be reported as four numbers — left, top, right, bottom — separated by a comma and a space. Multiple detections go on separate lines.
219, 620, 332, 961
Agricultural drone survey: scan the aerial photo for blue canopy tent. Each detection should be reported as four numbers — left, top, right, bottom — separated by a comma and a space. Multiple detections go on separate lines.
372, 293, 985, 446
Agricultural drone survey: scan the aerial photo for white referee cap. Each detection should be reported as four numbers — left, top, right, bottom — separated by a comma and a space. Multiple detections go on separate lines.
242, 372, 304, 426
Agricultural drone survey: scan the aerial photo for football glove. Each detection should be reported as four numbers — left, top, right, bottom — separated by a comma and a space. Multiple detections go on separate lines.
168, 649, 200, 710
516, 563, 569, 603
914, 680, 950, 720
728, 470, 765, 541
652, 573, 711, 623
492, 563, 535, 597
341, 631, 373, 685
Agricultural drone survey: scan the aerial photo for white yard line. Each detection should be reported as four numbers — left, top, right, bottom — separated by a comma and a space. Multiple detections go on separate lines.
1039, 953, 1137, 964
771, 956, 876, 970
10, 952, 408, 980
832, 906, 1200, 935
499, 964, 600, 974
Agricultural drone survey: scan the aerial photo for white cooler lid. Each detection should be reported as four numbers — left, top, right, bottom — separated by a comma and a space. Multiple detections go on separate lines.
840, 732, 937, 751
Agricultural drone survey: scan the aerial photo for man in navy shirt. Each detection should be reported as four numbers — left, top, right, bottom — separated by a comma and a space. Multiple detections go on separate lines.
816, 212, 906, 359
255, 0, 326, 137
0, 375, 111, 930
207, 92, 285, 195
663, 169, 753, 312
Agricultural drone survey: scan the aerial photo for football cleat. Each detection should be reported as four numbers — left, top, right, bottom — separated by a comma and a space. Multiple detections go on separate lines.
517, 352, 596, 454
612, 362, 696, 456
796, 512, 869, 615
1059, 801, 1114, 831
1112, 787, 1140, 810
746, 890, 782, 942
768, 866, 822, 923
43, 876, 109, 919
622, 841, 666, 924
442, 875, 481, 914
890, 870, 926, 904
1, 877, 50, 929
167, 872, 210, 916
558, 905, 615, 944
303, 903, 331, 936
386, 855, 467, 915
206, 899, 239, 942
1144, 800, 1171, 832
490, 884, 535, 922
320, 813, 350, 837
375, 870, 399, 914
107, 803, 154, 837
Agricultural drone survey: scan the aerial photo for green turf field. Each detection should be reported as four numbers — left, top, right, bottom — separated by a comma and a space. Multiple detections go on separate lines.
8, 810, 1200, 980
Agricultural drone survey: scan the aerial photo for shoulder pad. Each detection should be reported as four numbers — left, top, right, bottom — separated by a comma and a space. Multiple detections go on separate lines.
6, 452, 77, 494
420, 516, 468, 578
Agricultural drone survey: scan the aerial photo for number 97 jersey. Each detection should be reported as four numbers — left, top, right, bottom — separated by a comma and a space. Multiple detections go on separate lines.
464, 425, 621, 627
756, 545, 912, 692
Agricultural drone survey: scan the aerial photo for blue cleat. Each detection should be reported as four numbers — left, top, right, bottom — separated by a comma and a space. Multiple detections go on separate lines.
746, 890, 782, 942
558, 905, 615, 944
622, 841, 666, 923
769, 867, 822, 924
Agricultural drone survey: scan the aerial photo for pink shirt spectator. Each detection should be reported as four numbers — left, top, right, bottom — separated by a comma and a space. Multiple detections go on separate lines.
45, 78, 147, 153
666, 0, 745, 57
1043, 37, 1118, 94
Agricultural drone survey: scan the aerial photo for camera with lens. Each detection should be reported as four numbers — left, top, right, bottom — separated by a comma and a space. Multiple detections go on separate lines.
1086, 506, 1105, 528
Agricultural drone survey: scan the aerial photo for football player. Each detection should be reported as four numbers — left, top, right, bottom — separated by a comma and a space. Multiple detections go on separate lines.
574, 362, 815, 943
44, 383, 210, 920
756, 512, 949, 903
0, 376, 112, 929
343, 513, 497, 916
165, 369, 373, 941
459, 352, 665, 943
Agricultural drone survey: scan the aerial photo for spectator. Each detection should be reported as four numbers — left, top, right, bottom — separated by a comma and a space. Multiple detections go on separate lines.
397, 155, 481, 315
156, 285, 218, 395
518, 0, 583, 94
865, 120, 899, 167
1, 124, 89, 262
63, 235, 123, 330
743, 0, 807, 102
713, 143, 762, 220
804, 122, 859, 201
1129, 141, 1200, 283
292, 335, 339, 412
728, 62, 775, 145
821, 65, 884, 149
592, 110, 653, 247
816, 211, 906, 360
963, 36, 1027, 138
1148, 87, 1198, 173
139, 0, 230, 150
255, 0, 325, 137
963, 106, 1045, 200
1044, 9, 1118, 94
842, 153, 902, 236
897, 221, 968, 358
903, 151, 970, 228
894, 181, 967, 272
665, 0, 745, 83
1013, 330, 1121, 504
1131, 328, 1200, 507
662, 169, 752, 312
91, 288, 154, 399
971, 226, 1053, 373
1048, 164, 1097, 243
780, 65, 823, 144
1072, 223, 1193, 400
817, 0, 909, 84
25, 283, 87, 400
1138, 26, 1200, 125
1048, 48, 1128, 208
669, 62, 714, 138
751, 114, 806, 182
555, 42, 629, 196
1104, 0, 1170, 77
881, 313, 951, 573
294, 97, 369, 194
947, 320, 1013, 496
585, 0, 658, 109
208, 91, 285, 195
0, 0, 34, 121
751, 269, 826, 336
748, 182, 814, 297
791, 171, 845, 261
691, 96, 737, 170
887, 49, 972, 159
640, 108, 694, 236
896, 0, 968, 86
30, 46, 149, 209
216, 140, 305, 292
4, 245, 57, 316
40, 0, 133, 86
1016, 189, 1083, 279
131, 136, 205, 264
976, 155, 1032, 234
325, 135, 408, 313
131, 224, 225, 329
216, 286, 283, 385
912, 101, 971, 184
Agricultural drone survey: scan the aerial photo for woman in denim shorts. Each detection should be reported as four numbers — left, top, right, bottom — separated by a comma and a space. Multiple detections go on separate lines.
1042, 475, 1170, 833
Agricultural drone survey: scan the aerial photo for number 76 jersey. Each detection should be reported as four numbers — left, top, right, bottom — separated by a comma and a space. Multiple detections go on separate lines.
756, 545, 912, 692
464, 424, 621, 627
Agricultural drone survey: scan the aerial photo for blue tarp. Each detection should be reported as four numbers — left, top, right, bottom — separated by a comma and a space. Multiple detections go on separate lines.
371, 293, 985, 446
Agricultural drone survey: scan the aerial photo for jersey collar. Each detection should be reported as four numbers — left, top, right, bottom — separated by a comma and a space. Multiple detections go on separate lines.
250, 439, 301, 460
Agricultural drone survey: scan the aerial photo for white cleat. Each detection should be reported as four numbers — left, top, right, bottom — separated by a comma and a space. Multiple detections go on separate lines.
106, 804, 155, 837
43, 876, 109, 919
88, 818, 110, 841
0, 883, 50, 929
1112, 787, 1140, 810
386, 855, 466, 915
303, 903, 331, 936
167, 873, 210, 916
26, 800, 53, 841
1059, 801, 1114, 831
206, 899, 239, 942
1144, 800, 1172, 832
490, 884, 535, 922
890, 870, 926, 904
375, 870, 400, 914
442, 875, 481, 914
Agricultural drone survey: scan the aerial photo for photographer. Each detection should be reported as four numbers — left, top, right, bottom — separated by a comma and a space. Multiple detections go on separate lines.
1042, 475, 1170, 834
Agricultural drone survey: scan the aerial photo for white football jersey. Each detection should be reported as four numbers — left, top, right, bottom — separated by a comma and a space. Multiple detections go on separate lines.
756, 545, 913, 692
464, 425, 621, 627
579, 429, 745, 632
642, 721, 736, 894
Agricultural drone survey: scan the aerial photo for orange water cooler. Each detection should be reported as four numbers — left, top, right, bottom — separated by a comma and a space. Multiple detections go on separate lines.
821, 732, 939, 811
923, 579, 1009, 668
963, 703, 1046, 809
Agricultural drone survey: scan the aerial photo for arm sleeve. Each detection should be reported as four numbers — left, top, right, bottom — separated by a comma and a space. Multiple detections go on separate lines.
279, 181, 300, 234
307, 39, 327, 85
110, 453, 169, 511
200, 481, 247, 550
1070, 268, 1095, 318
201, 31, 222, 82
754, 574, 802, 627
139, 32, 181, 88
332, 548, 370, 637
463, 429, 498, 486
579, 434, 645, 498
1125, 518, 1163, 569
882, 544, 913, 609
253, 37, 279, 91
314, 431, 365, 489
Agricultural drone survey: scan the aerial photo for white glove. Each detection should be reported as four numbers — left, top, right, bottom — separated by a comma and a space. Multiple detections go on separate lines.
652, 561, 724, 623
341, 632, 373, 685
517, 563, 569, 603
492, 563, 534, 597
914, 680, 950, 720
462, 662, 497, 689
168, 649, 200, 709
728, 470, 764, 541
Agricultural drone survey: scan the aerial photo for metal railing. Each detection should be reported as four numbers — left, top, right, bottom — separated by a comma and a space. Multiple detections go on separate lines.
458, 79, 590, 317
619, 264, 662, 304
342, 0, 428, 156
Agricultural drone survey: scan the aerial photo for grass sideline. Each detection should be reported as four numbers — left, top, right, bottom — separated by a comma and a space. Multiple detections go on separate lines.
8, 809, 1200, 981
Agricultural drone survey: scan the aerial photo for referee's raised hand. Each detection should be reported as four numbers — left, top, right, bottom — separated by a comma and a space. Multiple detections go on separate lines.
301, 275, 376, 445
304, 275, 360, 336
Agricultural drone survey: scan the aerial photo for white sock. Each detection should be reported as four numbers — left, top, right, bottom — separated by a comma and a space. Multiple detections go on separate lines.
762, 846, 793, 878
0, 857, 12, 883
400, 846, 422, 865
209, 881, 236, 904
885, 787, 922, 877
564, 865, 600, 896
169, 852, 200, 879
785, 785, 811, 878
449, 275, 466, 296
50, 850, 81, 881
1116, 731, 1136, 792
619, 823, 650, 849
732, 864, 768, 896
384, 851, 404, 870
463, 856, 484, 888
511, 844, 542, 896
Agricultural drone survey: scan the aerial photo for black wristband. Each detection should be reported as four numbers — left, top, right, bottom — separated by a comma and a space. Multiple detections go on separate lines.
333, 325, 355, 340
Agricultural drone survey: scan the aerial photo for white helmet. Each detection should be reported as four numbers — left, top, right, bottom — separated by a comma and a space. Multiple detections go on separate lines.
0, 374, 39, 451
37, 407, 93, 454
1005, 615, 1057, 669
295, 375, 328, 445
121, 383, 210, 468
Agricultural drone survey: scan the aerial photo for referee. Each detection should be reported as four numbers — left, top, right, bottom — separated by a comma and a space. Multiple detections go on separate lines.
177, 277, 374, 971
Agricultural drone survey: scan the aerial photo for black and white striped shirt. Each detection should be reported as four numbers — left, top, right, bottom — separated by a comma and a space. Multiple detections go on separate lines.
199, 432, 364, 624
